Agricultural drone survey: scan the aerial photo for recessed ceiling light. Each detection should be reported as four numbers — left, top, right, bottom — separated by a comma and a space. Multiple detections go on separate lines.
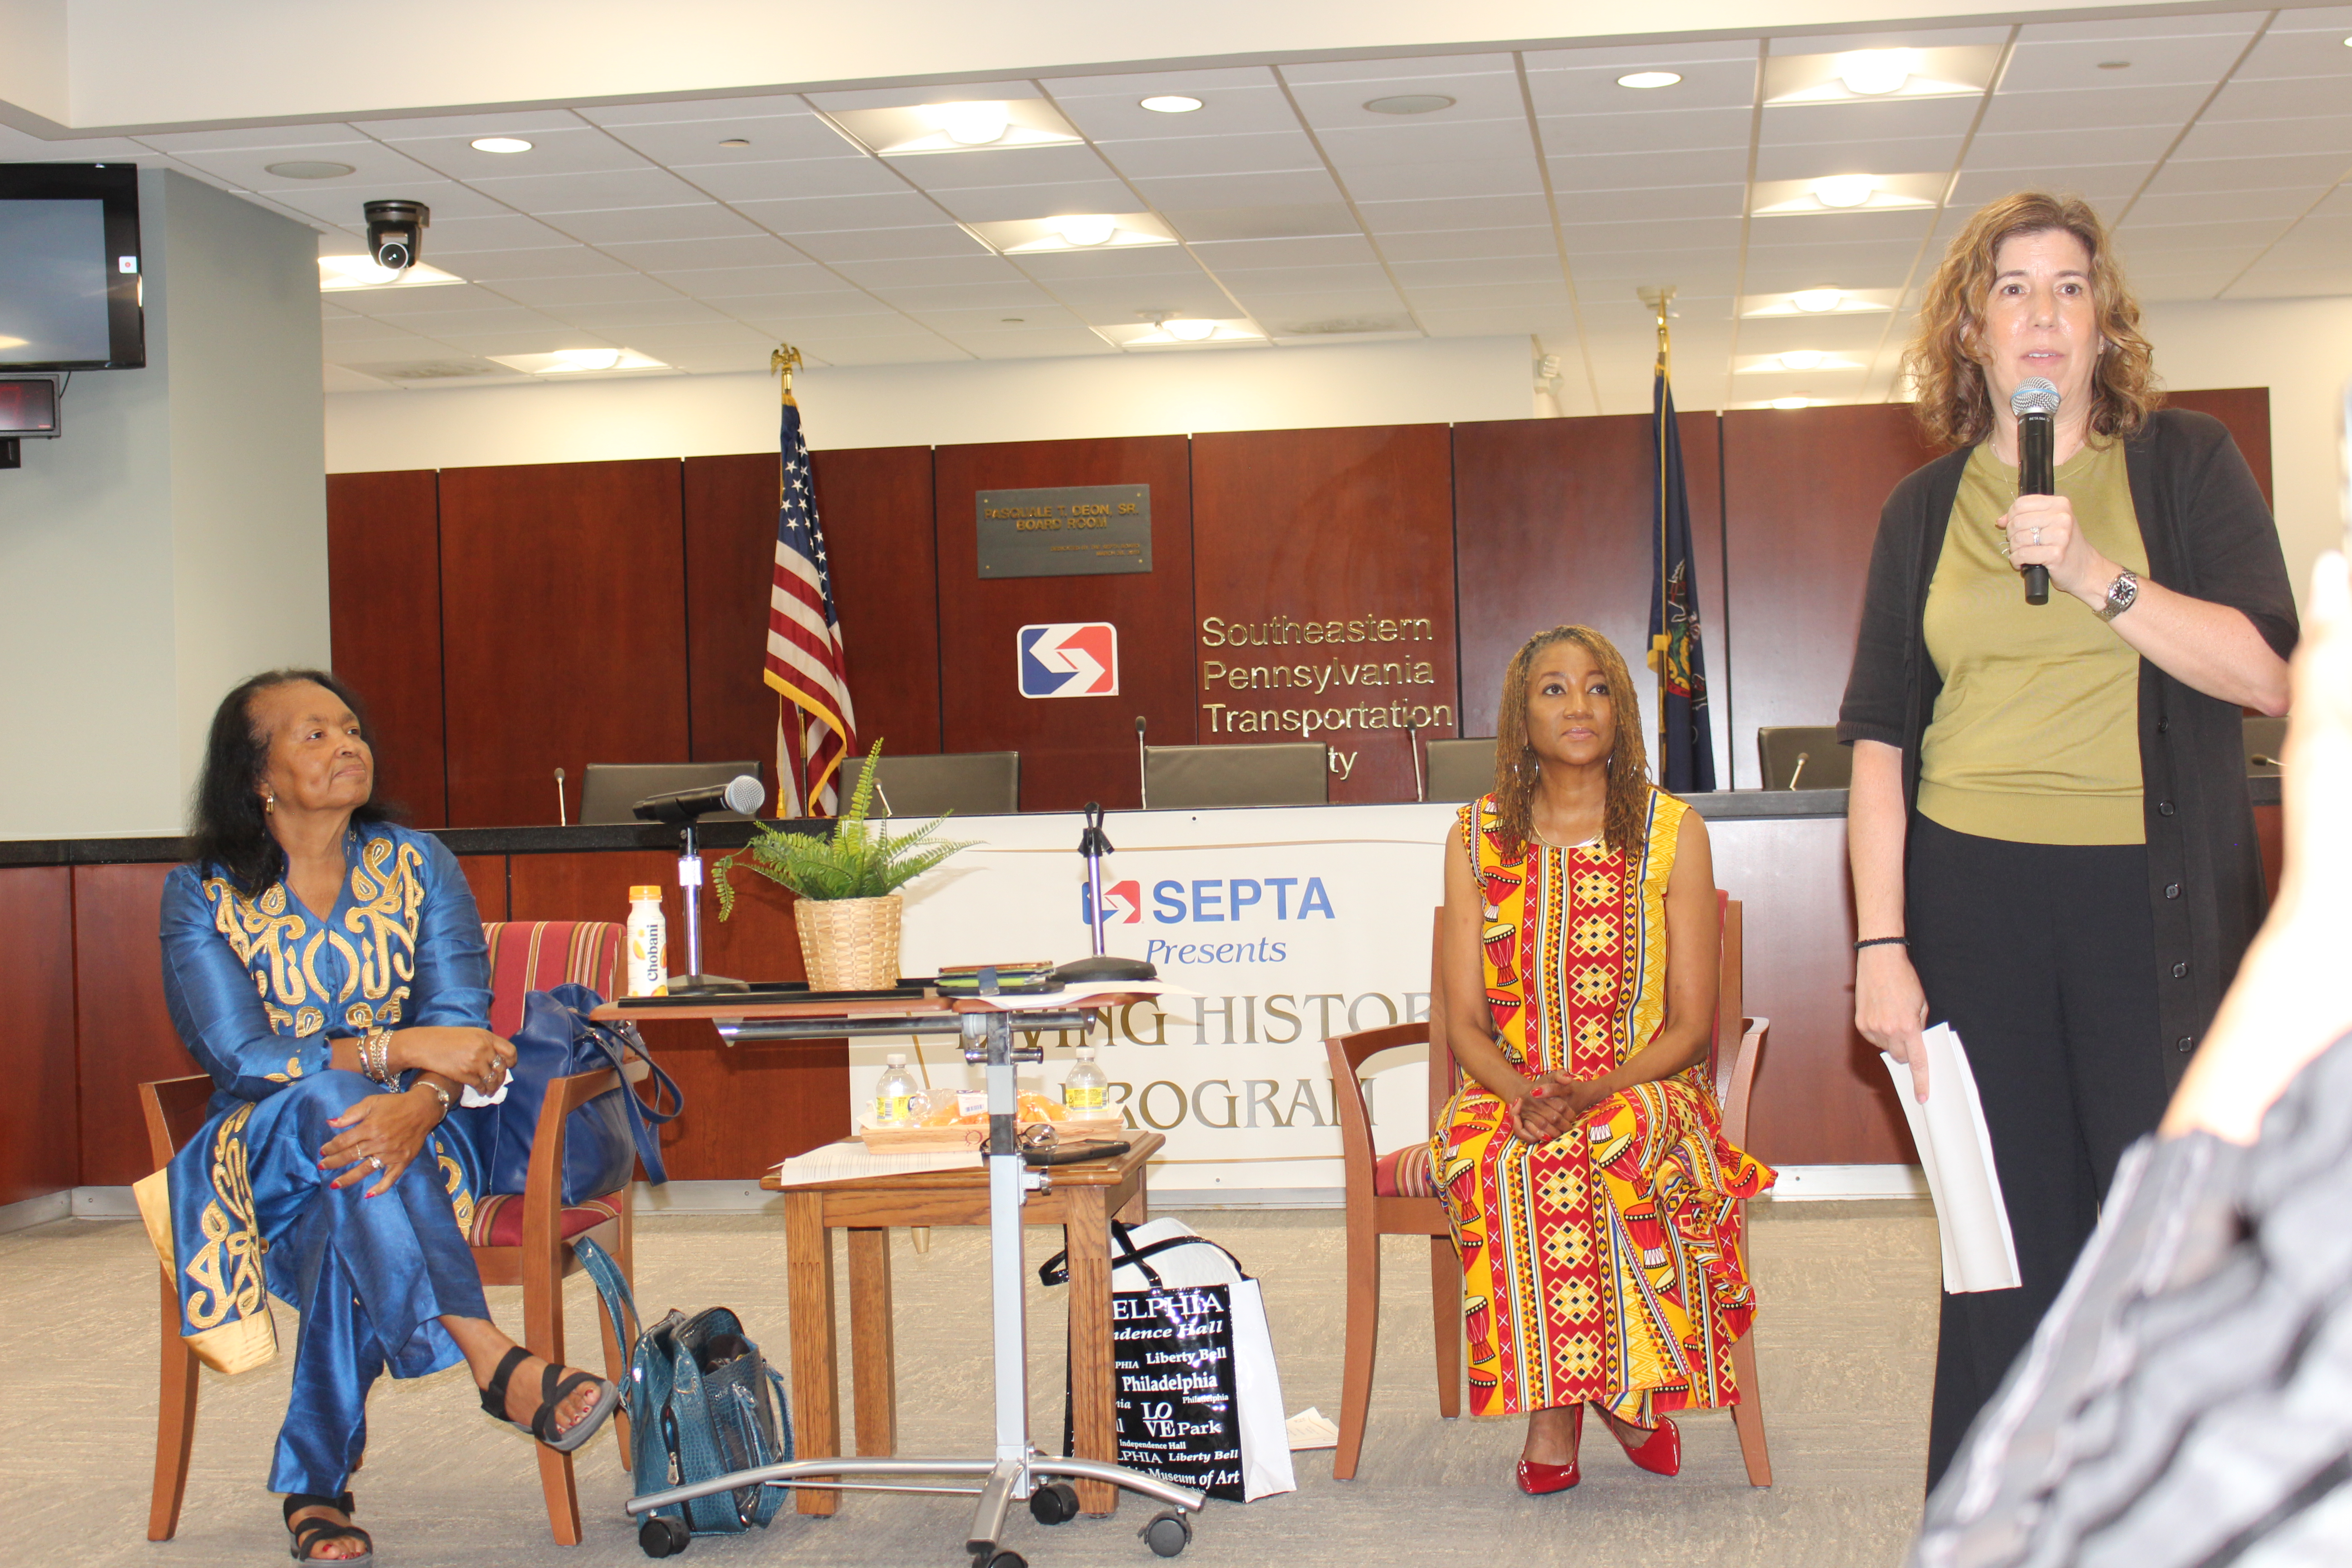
1813, 176, 1875, 209
266, 160, 356, 180
1617, 71, 1682, 89
1771, 396, 1812, 410
1837, 50, 1914, 95
718, 137, 752, 147
1364, 94, 1456, 115
1140, 94, 1203, 113
1779, 350, 1826, 370
486, 348, 668, 374
2097, 60, 2131, 70
470, 137, 533, 154
1166, 318, 1219, 342
1792, 287, 1843, 312
1054, 215, 1117, 247
936, 102, 1011, 145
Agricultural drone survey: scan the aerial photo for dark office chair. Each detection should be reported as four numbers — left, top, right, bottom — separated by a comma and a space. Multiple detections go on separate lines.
839, 751, 1021, 816
1422, 737, 1494, 802
1756, 727, 1848, 791
2244, 715, 2286, 776
578, 761, 762, 824
1145, 742, 1328, 809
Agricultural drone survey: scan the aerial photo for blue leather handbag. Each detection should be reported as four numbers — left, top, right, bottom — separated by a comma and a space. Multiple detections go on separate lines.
483, 982, 681, 1202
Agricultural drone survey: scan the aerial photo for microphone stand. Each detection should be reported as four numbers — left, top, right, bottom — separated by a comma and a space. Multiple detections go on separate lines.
1054, 802, 1157, 986
668, 819, 747, 995
1407, 721, 1424, 802
1134, 716, 1149, 809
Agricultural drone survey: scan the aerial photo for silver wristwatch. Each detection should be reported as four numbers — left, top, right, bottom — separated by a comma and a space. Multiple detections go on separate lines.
2095, 568, 2140, 622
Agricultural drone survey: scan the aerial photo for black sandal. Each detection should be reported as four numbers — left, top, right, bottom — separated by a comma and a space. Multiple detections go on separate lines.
284, 1492, 372, 1565
478, 1345, 619, 1454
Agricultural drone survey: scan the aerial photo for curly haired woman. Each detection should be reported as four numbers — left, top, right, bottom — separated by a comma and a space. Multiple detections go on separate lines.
1435, 625, 1773, 1494
1836, 192, 2297, 1488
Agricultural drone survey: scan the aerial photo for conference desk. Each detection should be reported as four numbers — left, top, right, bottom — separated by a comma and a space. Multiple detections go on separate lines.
0, 782, 2283, 1208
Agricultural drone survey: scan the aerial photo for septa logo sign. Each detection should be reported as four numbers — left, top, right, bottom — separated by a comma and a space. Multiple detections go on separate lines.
1082, 879, 1142, 926
1018, 622, 1118, 697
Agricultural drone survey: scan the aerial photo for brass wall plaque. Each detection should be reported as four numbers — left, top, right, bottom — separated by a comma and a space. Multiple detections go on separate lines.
974, 484, 1151, 578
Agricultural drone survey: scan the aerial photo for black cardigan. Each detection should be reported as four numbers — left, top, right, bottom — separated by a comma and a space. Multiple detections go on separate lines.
1838, 408, 2298, 1087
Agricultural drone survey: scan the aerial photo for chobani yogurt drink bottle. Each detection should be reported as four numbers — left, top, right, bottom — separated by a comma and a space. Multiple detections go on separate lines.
625, 886, 668, 997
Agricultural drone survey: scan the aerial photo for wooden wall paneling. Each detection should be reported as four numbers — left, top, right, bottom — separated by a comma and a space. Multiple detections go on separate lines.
1191, 425, 1455, 804
1721, 405, 1943, 789
506, 850, 845, 1179
327, 470, 449, 827
74, 863, 196, 1186
0, 867, 79, 1205
682, 447, 942, 782
1706, 816, 1914, 1166
2165, 387, 2273, 509
458, 853, 509, 922
437, 459, 690, 828
1452, 413, 1730, 784
934, 436, 1196, 811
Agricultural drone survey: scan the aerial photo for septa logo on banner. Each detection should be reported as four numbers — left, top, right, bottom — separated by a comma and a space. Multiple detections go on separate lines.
1018, 622, 1118, 698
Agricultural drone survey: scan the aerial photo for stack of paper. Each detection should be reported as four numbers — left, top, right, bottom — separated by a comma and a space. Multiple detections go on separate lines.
769, 1140, 980, 1187
1882, 1023, 2023, 1294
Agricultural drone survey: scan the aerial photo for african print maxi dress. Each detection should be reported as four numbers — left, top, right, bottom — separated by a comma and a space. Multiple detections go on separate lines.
1433, 790, 1774, 1422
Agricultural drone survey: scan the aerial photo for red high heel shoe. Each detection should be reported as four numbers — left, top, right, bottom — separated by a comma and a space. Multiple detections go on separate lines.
1606, 1411, 1681, 1477
1515, 1406, 1583, 1494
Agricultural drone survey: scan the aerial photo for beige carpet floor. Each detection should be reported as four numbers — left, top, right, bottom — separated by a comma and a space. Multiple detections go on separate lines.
0, 1200, 1937, 1568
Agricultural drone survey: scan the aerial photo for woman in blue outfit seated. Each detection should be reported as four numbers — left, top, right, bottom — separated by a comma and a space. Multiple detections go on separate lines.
151, 670, 617, 1563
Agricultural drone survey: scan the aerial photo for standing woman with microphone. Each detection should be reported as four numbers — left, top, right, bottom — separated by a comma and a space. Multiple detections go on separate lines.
1836, 191, 2297, 1490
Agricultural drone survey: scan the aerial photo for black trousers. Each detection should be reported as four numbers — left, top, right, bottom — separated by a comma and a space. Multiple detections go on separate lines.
1907, 815, 2171, 1491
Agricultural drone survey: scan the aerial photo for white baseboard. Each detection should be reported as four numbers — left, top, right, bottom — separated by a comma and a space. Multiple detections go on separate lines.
0, 1166, 1931, 1235
1762, 1165, 1930, 1200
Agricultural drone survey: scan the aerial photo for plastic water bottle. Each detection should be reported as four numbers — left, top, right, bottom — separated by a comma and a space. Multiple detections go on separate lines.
874, 1054, 920, 1127
1063, 1045, 1107, 1117
625, 886, 667, 998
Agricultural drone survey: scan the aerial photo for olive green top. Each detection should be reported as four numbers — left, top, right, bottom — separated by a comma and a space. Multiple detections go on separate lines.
1918, 436, 2150, 845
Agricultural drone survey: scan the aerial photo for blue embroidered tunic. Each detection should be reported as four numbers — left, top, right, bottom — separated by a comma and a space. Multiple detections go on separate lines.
145, 822, 496, 1494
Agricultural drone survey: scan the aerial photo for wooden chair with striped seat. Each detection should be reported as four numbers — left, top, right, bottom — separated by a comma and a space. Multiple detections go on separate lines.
1326, 896, 1772, 1486
140, 919, 645, 1548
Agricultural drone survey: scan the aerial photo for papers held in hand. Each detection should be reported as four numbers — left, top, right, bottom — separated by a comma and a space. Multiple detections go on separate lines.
1882, 1024, 2024, 1294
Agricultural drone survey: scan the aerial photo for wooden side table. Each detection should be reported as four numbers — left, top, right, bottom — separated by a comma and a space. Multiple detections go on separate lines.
762, 1132, 1161, 1517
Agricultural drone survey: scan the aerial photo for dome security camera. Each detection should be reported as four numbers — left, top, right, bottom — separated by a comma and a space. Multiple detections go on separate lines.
363, 200, 430, 272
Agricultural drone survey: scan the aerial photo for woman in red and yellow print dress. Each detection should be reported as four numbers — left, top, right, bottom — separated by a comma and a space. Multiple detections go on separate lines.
1435, 626, 1773, 1494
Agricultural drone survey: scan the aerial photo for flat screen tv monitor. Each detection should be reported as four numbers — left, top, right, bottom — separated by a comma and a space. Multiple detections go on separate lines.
0, 163, 145, 370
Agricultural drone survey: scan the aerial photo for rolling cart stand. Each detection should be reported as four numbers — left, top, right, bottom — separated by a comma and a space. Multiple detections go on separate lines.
624, 1002, 1204, 1567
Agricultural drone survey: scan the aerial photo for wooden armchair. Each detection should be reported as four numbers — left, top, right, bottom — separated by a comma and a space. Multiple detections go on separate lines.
142, 919, 644, 1547
1325, 896, 1773, 1486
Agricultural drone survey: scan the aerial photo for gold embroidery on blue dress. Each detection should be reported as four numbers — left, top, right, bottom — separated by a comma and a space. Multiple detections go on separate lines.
206, 877, 309, 1008
434, 1136, 475, 1231
344, 838, 425, 1001
185, 1102, 267, 1331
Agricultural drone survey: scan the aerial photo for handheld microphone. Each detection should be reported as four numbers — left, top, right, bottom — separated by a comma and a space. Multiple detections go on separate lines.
2011, 377, 2059, 606
1135, 715, 1149, 809
554, 767, 567, 827
632, 774, 765, 824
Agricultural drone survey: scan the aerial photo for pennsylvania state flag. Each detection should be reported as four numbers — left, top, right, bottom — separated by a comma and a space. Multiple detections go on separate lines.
1646, 369, 1716, 792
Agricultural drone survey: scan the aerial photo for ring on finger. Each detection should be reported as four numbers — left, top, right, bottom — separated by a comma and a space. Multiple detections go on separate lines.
367, 1154, 384, 1172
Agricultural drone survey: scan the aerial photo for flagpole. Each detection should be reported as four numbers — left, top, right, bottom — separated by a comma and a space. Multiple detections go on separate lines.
1638, 286, 1676, 762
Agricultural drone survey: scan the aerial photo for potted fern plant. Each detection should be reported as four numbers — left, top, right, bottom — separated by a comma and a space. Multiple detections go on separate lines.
714, 740, 974, 991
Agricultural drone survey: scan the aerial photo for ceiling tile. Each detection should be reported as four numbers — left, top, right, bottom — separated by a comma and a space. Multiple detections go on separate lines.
1391, 254, 1566, 288
1355, 193, 1555, 232
645, 262, 838, 295
1245, 293, 1415, 330
1096, 130, 1323, 179
1213, 263, 1396, 295
1754, 140, 1969, 185
1050, 80, 1298, 141
1401, 281, 1575, 312
1417, 305, 1574, 336
804, 81, 1044, 112
171, 141, 445, 192
137, 124, 372, 154
730, 190, 946, 234
465, 166, 702, 212
795, 334, 971, 366
883, 143, 1117, 192
312, 283, 528, 319
1546, 147, 1750, 192
1011, 246, 1212, 283
904, 303, 1084, 332
926, 180, 1143, 224
1538, 106, 1757, 156
951, 328, 1122, 359
352, 109, 591, 141
1332, 157, 1545, 205
1568, 249, 1740, 286
1760, 96, 1983, 147
1998, 29, 2263, 94
2204, 78, 2352, 122
1557, 214, 1747, 252
1950, 167, 2146, 205
1551, 184, 1744, 223
593, 113, 863, 165
827, 252, 1022, 287
862, 280, 1058, 312
444, 245, 632, 281
601, 234, 813, 271
1773, 26, 2012, 54
490, 273, 689, 308
1524, 59, 1760, 118
265, 179, 512, 226
2235, 24, 2352, 81
582, 95, 814, 127
1047, 280, 1238, 323
1967, 124, 2179, 167
1316, 118, 1541, 168
2146, 154, 2349, 195
389, 126, 657, 182
2016, 12, 2274, 44
1976, 83, 2218, 135
419, 213, 582, 253
724, 292, 901, 321
1127, 169, 1348, 208
2222, 265, 2352, 299
543, 204, 766, 246
667, 156, 909, 204
2173, 113, 2352, 159
540, 300, 734, 329
1186, 234, 1382, 270
1378, 226, 1560, 261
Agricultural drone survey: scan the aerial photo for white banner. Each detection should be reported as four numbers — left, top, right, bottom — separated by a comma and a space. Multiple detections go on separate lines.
847, 803, 1461, 1197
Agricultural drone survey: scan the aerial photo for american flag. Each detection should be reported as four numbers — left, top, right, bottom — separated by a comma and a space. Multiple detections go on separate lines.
764, 386, 857, 817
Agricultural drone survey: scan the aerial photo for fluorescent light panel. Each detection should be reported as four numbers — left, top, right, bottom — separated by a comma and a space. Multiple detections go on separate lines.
487, 348, 669, 374
965, 212, 1178, 255
1749, 173, 1943, 215
1740, 288, 1899, 316
1761, 45, 2003, 105
1097, 318, 1265, 348
826, 99, 1083, 157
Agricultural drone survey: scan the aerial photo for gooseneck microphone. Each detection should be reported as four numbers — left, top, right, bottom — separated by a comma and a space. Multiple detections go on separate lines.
631, 774, 765, 824
2012, 377, 2059, 607
1135, 715, 1149, 809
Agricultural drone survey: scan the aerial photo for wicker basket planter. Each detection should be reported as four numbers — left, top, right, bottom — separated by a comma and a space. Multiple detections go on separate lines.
794, 893, 904, 992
